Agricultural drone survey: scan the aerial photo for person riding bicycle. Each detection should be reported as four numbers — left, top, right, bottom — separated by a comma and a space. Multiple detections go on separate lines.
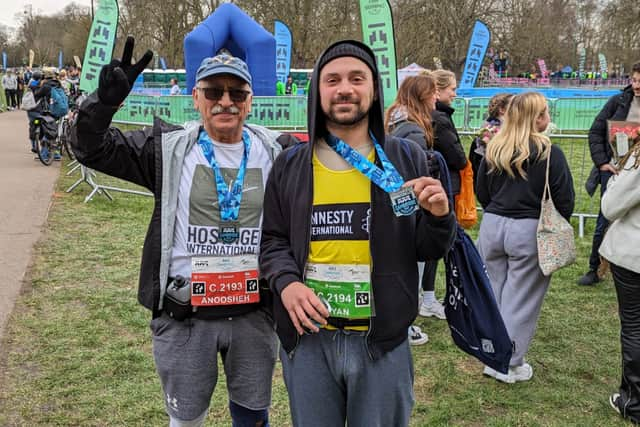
28, 68, 66, 160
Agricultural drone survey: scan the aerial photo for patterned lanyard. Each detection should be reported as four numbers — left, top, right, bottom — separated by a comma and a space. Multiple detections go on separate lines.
197, 130, 251, 221
325, 132, 404, 193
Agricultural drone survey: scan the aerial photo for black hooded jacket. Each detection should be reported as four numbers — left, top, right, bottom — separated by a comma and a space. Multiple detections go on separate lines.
588, 85, 636, 167
432, 101, 468, 195
259, 40, 456, 359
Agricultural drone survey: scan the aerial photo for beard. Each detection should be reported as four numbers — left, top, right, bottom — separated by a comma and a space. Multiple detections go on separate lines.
324, 94, 371, 127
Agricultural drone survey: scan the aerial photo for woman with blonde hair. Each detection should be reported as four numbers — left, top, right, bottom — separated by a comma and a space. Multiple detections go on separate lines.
476, 92, 574, 383
385, 74, 445, 345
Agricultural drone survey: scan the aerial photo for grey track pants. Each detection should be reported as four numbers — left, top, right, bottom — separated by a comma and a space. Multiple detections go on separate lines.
477, 213, 551, 367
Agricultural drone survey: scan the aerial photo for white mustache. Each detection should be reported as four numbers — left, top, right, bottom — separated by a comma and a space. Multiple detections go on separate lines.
211, 105, 240, 115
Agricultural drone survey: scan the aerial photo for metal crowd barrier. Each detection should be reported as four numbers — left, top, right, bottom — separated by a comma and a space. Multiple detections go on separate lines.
111, 94, 604, 237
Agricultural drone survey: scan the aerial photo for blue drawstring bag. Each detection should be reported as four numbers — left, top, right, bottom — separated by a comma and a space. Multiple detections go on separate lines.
430, 150, 513, 374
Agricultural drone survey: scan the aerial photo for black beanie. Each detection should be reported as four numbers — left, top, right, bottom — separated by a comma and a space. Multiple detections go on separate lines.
316, 40, 378, 77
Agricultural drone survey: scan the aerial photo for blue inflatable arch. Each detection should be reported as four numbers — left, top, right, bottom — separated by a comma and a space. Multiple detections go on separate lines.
184, 3, 276, 96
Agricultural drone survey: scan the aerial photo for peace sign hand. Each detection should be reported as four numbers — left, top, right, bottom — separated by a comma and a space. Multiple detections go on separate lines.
98, 36, 153, 106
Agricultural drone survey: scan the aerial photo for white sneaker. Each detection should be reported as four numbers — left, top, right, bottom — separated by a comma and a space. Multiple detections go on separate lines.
483, 365, 498, 378
419, 300, 446, 319
494, 363, 533, 384
408, 325, 429, 345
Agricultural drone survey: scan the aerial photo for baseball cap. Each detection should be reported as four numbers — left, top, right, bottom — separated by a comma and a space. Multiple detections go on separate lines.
196, 54, 252, 86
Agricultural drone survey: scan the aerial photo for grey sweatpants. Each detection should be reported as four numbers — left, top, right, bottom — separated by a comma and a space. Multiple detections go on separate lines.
477, 213, 551, 367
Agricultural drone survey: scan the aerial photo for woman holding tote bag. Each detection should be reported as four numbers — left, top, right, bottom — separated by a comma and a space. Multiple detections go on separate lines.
475, 92, 575, 383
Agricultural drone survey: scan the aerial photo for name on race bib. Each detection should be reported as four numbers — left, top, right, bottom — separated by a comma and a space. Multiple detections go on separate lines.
191, 255, 259, 306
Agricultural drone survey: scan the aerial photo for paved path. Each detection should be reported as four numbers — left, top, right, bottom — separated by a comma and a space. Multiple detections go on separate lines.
0, 110, 59, 340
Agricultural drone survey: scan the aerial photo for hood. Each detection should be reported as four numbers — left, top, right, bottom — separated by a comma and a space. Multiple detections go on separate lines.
307, 40, 386, 146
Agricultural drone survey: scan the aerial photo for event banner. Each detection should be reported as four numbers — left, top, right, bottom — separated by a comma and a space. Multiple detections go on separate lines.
537, 59, 548, 78
29, 49, 34, 68
80, 0, 119, 94
598, 53, 608, 75
58, 51, 63, 70
459, 20, 491, 89
359, 0, 397, 109
578, 47, 586, 78
2, 51, 6, 70
274, 20, 292, 84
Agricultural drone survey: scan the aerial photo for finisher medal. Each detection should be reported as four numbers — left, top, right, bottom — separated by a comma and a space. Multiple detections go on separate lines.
219, 222, 240, 244
389, 186, 419, 217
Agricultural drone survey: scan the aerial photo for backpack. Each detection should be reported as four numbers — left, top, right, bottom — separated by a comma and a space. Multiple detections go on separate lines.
48, 85, 69, 119
454, 161, 478, 229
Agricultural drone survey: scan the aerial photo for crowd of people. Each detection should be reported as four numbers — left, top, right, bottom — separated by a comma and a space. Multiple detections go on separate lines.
1, 65, 82, 160
63, 33, 640, 426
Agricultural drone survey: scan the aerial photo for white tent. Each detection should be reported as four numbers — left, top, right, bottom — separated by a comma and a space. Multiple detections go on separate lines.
397, 63, 427, 85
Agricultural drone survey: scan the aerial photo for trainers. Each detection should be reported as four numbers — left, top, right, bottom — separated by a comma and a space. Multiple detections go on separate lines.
419, 300, 446, 319
53, 151, 62, 161
408, 325, 429, 346
483, 365, 498, 378
492, 363, 533, 384
577, 270, 600, 286
610, 393, 621, 415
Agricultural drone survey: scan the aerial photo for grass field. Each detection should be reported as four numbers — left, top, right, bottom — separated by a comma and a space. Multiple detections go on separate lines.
0, 136, 629, 426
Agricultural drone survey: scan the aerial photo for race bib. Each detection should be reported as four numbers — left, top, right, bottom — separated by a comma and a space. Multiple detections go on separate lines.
191, 255, 259, 306
305, 263, 371, 319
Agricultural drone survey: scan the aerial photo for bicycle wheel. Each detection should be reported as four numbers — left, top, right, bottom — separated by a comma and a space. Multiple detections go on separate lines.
60, 119, 75, 160
36, 132, 54, 166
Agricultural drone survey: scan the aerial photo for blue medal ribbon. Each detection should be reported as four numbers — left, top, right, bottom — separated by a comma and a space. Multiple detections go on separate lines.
325, 132, 405, 193
198, 129, 251, 221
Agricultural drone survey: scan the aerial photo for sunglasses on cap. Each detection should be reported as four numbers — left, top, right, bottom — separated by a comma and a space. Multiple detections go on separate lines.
197, 86, 251, 103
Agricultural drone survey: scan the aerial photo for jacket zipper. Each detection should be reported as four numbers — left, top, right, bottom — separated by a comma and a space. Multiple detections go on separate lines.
364, 155, 379, 361
287, 152, 315, 360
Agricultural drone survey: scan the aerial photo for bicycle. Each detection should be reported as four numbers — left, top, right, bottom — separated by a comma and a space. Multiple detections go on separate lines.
57, 92, 85, 161
57, 114, 75, 161
32, 115, 61, 166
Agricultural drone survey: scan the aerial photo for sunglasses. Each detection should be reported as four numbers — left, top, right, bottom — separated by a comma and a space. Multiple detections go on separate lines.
197, 86, 251, 103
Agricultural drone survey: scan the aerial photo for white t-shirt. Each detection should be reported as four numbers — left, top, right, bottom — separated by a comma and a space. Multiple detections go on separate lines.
170, 84, 181, 95
169, 131, 273, 278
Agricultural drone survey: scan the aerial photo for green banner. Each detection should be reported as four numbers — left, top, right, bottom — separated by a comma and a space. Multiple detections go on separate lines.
80, 0, 119, 94
359, 0, 397, 109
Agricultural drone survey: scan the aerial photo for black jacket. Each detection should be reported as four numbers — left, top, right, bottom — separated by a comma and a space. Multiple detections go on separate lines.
259, 40, 456, 359
432, 101, 468, 194
589, 85, 635, 167
476, 144, 575, 221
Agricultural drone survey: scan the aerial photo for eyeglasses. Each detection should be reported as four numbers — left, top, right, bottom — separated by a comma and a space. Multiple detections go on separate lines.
197, 86, 251, 103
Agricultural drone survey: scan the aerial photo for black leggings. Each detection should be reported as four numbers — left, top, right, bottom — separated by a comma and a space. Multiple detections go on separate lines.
612, 262, 640, 423
422, 260, 437, 292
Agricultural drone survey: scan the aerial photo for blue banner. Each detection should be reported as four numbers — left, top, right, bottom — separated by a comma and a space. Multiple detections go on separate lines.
58, 51, 63, 69
159, 57, 167, 70
274, 20, 292, 84
459, 20, 491, 89
2, 51, 6, 70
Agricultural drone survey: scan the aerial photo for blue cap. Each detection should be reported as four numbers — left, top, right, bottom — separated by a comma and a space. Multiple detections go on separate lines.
195, 54, 252, 86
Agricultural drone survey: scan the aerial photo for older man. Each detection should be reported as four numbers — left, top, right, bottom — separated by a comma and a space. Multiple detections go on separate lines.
72, 37, 289, 427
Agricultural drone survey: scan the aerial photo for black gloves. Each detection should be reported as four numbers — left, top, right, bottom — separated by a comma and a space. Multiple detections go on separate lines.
426, 150, 441, 179
98, 36, 153, 106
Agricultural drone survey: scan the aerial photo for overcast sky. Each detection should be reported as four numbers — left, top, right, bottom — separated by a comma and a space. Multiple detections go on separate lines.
1, 0, 92, 30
